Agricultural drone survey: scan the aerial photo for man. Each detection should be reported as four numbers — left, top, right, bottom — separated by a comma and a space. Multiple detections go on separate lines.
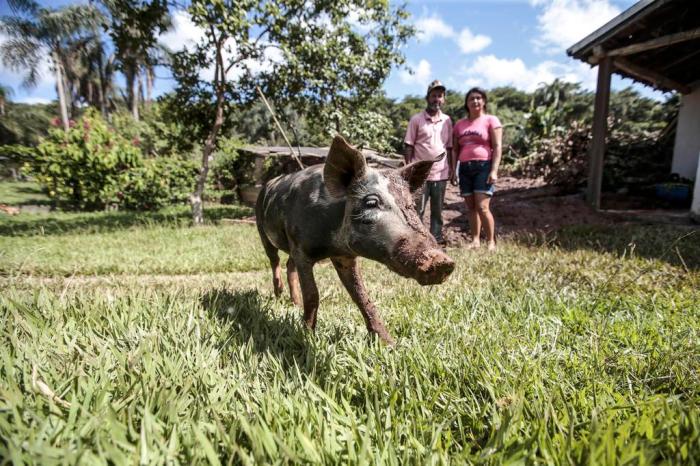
404, 79, 453, 245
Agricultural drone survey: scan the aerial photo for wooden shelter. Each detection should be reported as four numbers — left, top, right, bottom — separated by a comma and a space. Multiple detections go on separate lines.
236, 145, 403, 205
567, 0, 700, 215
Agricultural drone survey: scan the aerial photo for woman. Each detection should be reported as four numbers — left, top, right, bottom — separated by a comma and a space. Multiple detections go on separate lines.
450, 87, 503, 251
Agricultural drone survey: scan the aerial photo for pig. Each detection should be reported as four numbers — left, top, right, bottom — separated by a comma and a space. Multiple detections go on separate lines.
255, 135, 455, 345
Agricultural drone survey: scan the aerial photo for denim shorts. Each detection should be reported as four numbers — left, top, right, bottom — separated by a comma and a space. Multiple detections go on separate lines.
458, 160, 494, 196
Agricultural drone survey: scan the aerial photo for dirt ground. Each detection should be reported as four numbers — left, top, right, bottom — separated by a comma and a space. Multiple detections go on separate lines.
438, 176, 615, 245
437, 175, 700, 246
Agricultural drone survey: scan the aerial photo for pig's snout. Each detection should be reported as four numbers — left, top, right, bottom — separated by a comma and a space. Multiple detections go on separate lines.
415, 249, 455, 285
391, 238, 455, 285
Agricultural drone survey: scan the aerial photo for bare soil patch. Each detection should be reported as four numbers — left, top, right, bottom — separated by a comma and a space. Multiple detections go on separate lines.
442, 176, 610, 246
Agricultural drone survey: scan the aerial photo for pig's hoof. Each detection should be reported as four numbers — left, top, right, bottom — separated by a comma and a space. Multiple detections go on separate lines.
378, 333, 396, 347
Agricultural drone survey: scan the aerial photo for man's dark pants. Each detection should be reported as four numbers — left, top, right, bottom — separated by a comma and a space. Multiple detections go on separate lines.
416, 180, 447, 243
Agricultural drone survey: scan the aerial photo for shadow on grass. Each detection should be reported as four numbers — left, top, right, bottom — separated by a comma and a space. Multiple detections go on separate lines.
513, 223, 700, 271
0, 204, 253, 236
201, 288, 318, 373
10, 185, 53, 206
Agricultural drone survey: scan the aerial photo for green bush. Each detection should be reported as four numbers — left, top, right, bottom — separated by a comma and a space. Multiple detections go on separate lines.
29, 109, 197, 211
109, 157, 199, 210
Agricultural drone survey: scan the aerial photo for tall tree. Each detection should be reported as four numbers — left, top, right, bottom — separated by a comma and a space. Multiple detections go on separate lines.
0, 0, 103, 130
170, 0, 413, 224
0, 84, 12, 116
103, 0, 171, 121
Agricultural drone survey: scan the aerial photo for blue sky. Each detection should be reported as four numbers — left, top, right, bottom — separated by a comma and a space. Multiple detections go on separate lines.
0, 0, 669, 104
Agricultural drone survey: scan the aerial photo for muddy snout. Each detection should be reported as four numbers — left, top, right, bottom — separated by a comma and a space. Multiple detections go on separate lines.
415, 248, 455, 285
391, 238, 455, 285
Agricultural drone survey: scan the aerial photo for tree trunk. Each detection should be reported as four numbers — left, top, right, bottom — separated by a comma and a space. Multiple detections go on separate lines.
146, 65, 153, 109
191, 36, 227, 225
53, 51, 70, 131
126, 65, 139, 121
97, 48, 107, 117
132, 70, 139, 121
191, 96, 224, 224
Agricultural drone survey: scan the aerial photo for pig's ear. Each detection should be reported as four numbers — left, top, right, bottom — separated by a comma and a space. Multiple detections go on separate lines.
324, 135, 367, 197
399, 153, 444, 192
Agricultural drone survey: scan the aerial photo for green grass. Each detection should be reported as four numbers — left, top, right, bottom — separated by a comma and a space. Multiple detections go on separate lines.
1, 205, 699, 464
0, 180, 51, 206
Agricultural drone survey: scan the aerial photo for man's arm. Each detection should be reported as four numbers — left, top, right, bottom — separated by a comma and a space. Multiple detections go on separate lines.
404, 144, 414, 165
404, 116, 417, 165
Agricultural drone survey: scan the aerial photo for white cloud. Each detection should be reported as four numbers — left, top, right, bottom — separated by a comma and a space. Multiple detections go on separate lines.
19, 96, 52, 104
415, 14, 455, 43
414, 13, 492, 55
457, 54, 597, 92
532, 0, 621, 53
347, 9, 372, 34
456, 28, 492, 54
400, 59, 433, 87
245, 46, 284, 74
159, 11, 284, 82
158, 10, 204, 53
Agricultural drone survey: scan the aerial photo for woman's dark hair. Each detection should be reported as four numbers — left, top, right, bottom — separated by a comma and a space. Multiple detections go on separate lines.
464, 87, 488, 117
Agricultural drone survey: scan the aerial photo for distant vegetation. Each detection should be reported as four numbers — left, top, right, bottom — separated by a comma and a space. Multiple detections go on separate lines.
0, 1, 680, 212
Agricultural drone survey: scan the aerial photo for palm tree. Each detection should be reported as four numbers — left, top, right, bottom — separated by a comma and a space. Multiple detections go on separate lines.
0, 84, 12, 116
0, 0, 103, 130
102, 0, 172, 121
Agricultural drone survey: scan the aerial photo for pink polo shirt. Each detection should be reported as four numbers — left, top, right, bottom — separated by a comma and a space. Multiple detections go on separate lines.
453, 115, 502, 162
404, 110, 452, 181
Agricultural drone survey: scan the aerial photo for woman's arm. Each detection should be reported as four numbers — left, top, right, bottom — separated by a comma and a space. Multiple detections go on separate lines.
488, 126, 503, 184
450, 133, 459, 184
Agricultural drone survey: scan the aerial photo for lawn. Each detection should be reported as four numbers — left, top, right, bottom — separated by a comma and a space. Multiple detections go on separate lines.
0, 180, 52, 207
1, 200, 699, 464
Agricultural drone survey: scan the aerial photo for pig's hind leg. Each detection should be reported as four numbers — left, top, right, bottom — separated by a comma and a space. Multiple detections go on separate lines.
286, 258, 303, 307
330, 257, 395, 346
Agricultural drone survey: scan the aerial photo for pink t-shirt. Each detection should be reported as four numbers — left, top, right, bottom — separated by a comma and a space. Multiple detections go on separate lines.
404, 110, 452, 181
454, 115, 502, 162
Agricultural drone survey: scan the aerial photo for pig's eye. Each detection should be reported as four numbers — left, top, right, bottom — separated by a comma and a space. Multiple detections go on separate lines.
363, 195, 380, 208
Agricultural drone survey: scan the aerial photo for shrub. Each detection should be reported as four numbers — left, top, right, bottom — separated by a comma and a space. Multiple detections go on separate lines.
109, 157, 199, 210
30, 109, 197, 210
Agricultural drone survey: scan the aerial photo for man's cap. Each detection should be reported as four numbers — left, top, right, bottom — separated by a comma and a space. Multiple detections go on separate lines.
426, 79, 446, 96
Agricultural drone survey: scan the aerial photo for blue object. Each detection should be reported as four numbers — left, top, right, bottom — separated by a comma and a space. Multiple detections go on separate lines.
655, 183, 691, 203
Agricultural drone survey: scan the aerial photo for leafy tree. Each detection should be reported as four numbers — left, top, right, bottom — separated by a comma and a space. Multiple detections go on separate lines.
169, 0, 413, 224
490, 86, 531, 113
101, 0, 172, 121
0, 0, 103, 130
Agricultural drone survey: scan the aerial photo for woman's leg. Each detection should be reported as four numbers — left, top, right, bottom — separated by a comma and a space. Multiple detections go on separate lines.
464, 195, 481, 247
474, 193, 496, 250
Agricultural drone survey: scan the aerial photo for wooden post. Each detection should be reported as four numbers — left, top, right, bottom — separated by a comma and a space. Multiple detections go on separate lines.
587, 56, 612, 210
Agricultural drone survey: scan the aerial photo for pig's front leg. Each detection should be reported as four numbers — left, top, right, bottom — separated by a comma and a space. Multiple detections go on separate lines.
330, 256, 395, 346
292, 253, 320, 330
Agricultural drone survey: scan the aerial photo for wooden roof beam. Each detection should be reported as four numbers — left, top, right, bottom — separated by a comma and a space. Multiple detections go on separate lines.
607, 28, 700, 57
612, 58, 691, 94
660, 47, 700, 72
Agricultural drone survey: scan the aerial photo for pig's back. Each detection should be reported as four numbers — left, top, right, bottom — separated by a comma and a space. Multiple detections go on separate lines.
257, 165, 345, 258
